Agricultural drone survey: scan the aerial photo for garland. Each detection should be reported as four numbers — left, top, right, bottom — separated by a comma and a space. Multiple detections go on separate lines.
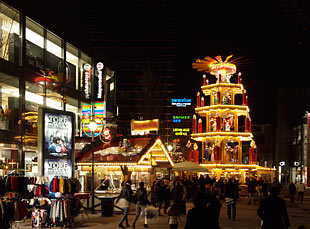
76, 135, 159, 161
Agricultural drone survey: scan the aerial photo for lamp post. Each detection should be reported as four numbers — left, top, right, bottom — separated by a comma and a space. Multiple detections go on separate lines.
89, 115, 97, 214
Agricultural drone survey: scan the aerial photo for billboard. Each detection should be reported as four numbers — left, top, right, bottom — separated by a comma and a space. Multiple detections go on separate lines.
39, 108, 75, 181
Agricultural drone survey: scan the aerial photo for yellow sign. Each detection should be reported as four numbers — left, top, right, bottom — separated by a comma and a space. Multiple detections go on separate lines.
131, 119, 159, 132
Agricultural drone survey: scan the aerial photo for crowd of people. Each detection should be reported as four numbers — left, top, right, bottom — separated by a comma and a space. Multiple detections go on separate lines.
114, 175, 306, 229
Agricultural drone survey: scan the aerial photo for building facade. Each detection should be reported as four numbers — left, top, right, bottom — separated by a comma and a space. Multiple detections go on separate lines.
0, 1, 116, 175
84, 1, 177, 141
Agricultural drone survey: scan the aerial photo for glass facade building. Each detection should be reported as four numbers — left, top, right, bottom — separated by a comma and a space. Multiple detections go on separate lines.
0, 1, 116, 176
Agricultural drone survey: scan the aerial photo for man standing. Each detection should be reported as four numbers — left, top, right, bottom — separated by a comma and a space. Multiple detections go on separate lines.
247, 177, 257, 205
296, 181, 306, 204
163, 179, 171, 214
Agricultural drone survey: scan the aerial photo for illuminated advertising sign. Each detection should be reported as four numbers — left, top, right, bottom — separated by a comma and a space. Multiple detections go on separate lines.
83, 64, 91, 99
172, 115, 190, 123
171, 98, 191, 107
132, 119, 159, 131
39, 108, 75, 181
173, 128, 190, 136
82, 102, 105, 137
96, 62, 104, 100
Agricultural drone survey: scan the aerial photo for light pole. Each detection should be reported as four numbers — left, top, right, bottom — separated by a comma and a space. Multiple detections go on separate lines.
89, 114, 97, 214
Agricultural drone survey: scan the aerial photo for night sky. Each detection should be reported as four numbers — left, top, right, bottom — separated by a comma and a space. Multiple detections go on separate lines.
23, 0, 310, 124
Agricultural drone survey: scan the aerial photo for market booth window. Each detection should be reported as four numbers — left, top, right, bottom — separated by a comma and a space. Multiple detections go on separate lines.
0, 2, 20, 64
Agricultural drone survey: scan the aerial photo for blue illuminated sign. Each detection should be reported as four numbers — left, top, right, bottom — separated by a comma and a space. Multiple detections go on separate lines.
171, 98, 191, 107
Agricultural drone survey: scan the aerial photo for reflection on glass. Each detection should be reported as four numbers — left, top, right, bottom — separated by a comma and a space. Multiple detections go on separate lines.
0, 73, 19, 131
0, 2, 20, 63
66, 43, 78, 90
25, 18, 44, 70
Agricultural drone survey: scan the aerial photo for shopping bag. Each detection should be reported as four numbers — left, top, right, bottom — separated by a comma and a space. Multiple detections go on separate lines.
225, 198, 234, 205
142, 206, 158, 223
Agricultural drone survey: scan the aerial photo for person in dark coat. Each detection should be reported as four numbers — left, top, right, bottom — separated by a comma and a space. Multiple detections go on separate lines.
163, 179, 171, 214
257, 185, 290, 229
117, 180, 133, 228
247, 177, 257, 205
225, 178, 239, 221
154, 180, 164, 215
206, 188, 222, 224
185, 192, 220, 229
288, 181, 296, 204
171, 181, 185, 215
261, 178, 268, 199
132, 182, 150, 228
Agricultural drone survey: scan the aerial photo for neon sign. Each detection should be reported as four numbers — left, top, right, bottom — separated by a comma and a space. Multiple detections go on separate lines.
171, 98, 191, 107
83, 64, 91, 99
173, 128, 190, 136
96, 62, 104, 99
172, 115, 190, 123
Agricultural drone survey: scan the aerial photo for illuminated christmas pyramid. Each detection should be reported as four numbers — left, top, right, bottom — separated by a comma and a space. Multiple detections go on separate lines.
190, 55, 263, 180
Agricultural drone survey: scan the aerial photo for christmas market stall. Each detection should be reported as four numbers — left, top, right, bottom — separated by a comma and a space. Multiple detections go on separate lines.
75, 136, 174, 194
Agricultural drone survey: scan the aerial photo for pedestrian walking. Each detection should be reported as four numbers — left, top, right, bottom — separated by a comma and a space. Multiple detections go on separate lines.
167, 203, 181, 229
185, 192, 220, 229
261, 178, 268, 199
225, 178, 238, 221
288, 181, 296, 204
163, 179, 171, 214
171, 180, 184, 214
257, 185, 290, 229
212, 179, 220, 197
132, 182, 150, 229
206, 188, 222, 224
296, 181, 306, 204
247, 177, 257, 205
116, 180, 133, 228
154, 180, 164, 215
257, 177, 263, 200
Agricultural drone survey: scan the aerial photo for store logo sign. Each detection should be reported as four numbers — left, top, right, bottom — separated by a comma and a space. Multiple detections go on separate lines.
171, 98, 191, 107
96, 62, 104, 99
84, 64, 91, 99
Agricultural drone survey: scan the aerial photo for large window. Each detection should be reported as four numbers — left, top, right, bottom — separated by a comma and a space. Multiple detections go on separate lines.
66, 43, 79, 90
25, 18, 44, 70
0, 2, 20, 64
0, 72, 19, 132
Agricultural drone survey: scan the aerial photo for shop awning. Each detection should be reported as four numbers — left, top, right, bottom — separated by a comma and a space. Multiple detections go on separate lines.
172, 161, 207, 172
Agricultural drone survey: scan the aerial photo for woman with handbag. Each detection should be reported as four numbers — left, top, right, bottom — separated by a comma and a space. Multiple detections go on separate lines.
132, 182, 150, 228
116, 180, 133, 228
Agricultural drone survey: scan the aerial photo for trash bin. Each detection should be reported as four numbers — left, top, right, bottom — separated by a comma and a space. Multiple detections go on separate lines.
99, 197, 116, 217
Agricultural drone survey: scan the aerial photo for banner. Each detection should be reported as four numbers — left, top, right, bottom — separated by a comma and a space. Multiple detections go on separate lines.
39, 108, 75, 181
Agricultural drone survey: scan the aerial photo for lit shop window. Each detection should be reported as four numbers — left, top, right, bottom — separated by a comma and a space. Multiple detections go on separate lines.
0, 73, 19, 131
66, 43, 79, 90
25, 18, 44, 69
66, 96, 79, 135
0, 2, 20, 63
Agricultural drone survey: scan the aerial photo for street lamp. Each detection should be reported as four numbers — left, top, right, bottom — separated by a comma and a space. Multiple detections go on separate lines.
89, 117, 97, 214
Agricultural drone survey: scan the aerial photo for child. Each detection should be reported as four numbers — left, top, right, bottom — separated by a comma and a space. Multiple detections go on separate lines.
168, 203, 181, 229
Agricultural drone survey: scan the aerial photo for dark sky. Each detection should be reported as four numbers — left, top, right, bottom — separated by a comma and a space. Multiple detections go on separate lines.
20, 0, 310, 124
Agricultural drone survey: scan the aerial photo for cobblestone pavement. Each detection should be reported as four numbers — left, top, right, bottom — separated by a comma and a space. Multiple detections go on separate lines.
16, 196, 310, 229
